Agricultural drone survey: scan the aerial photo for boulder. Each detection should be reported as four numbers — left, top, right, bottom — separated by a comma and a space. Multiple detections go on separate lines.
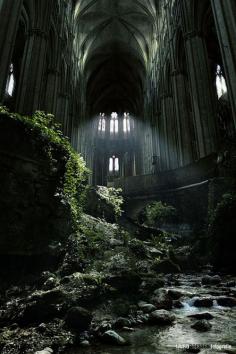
188, 312, 214, 320
152, 259, 181, 274
65, 307, 92, 331
105, 271, 141, 292
168, 289, 183, 300
113, 317, 131, 329
191, 320, 212, 332
216, 296, 236, 307
101, 330, 127, 346
140, 277, 165, 292
18, 302, 60, 326
152, 289, 173, 310
193, 298, 213, 308
35, 348, 53, 354
202, 275, 221, 285
138, 303, 156, 314
148, 310, 175, 325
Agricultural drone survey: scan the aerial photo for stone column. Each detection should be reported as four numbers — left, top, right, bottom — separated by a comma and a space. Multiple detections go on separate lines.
185, 32, 218, 157
172, 70, 195, 166
165, 95, 179, 170
211, 0, 236, 129
16, 28, 48, 114
0, 0, 23, 102
44, 68, 59, 115
159, 96, 169, 171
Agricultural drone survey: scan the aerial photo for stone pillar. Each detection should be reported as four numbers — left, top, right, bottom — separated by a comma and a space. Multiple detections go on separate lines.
159, 96, 169, 171
185, 32, 218, 157
56, 93, 69, 135
164, 95, 179, 170
172, 70, 195, 166
16, 28, 48, 114
211, 0, 236, 129
0, 0, 23, 102
44, 68, 59, 115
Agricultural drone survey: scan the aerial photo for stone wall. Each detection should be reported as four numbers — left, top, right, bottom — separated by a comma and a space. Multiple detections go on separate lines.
0, 115, 72, 258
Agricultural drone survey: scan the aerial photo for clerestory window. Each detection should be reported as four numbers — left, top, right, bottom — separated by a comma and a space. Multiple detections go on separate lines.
216, 64, 227, 99
110, 112, 118, 133
98, 113, 106, 132
5, 63, 15, 97
109, 155, 119, 173
123, 112, 131, 133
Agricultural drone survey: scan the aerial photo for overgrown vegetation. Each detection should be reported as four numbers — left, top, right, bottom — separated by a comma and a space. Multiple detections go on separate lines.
141, 201, 177, 227
97, 186, 124, 218
0, 106, 89, 225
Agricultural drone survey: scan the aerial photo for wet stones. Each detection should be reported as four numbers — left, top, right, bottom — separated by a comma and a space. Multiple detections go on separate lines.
151, 289, 173, 310
101, 330, 127, 346
188, 312, 214, 320
35, 348, 53, 354
65, 307, 92, 332
193, 298, 213, 307
202, 275, 221, 285
216, 296, 236, 307
152, 259, 181, 274
191, 319, 212, 332
138, 303, 156, 314
113, 317, 131, 329
148, 310, 175, 325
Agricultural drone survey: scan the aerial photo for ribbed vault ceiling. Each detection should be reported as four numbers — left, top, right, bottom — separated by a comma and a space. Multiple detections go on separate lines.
74, 0, 158, 115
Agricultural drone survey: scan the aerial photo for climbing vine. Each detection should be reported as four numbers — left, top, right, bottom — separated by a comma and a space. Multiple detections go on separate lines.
0, 106, 90, 225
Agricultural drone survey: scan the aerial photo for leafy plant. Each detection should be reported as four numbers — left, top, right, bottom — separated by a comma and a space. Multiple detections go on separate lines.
97, 186, 124, 218
143, 201, 176, 227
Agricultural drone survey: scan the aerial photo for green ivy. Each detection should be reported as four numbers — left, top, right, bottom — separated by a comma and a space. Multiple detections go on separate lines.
97, 186, 124, 218
0, 106, 90, 226
143, 201, 176, 227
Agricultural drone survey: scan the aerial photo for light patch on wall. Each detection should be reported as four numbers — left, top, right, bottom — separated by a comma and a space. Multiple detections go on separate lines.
216, 64, 227, 99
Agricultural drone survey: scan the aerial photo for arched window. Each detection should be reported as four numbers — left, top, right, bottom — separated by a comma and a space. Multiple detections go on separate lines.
216, 65, 227, 99
123, 112, 131, 133
5, 63, 15, 97
110, 112, 118, 133
98, 113, 106, 132
109, 155, 119, 173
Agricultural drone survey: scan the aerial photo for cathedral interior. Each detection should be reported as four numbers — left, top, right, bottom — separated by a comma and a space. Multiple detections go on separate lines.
0, 1, 236, 353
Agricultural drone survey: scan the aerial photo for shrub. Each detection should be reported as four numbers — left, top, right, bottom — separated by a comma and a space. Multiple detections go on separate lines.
97, 186, 124, 218
143, 201, 176, 227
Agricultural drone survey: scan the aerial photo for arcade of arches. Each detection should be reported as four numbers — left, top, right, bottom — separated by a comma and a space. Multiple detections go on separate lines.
0, 1, 236, 353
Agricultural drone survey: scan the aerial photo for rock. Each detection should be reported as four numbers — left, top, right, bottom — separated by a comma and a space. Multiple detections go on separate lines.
202, 275, 221, 285
140, 277, 165, 292
65, 307, 92, 331
188, 312, 214, 320
168, 289, 183, 300
18, 302, 60, 325
35, 348, 53, 354
43, 277, 59, 290
105, 271, 141, 292
101, 330, 127, 346
152, 259, 181, 274
148, 310, 175, 325
152, 289, 173, 310
80, 340, 90, 347
191, 320, 212, 332
113, 317, 131, 329
216, 296, 236, 307
226, 280, 236, 287
138, 303, 156, 314
193, 298, 213, 307
173, 300, 184, 308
